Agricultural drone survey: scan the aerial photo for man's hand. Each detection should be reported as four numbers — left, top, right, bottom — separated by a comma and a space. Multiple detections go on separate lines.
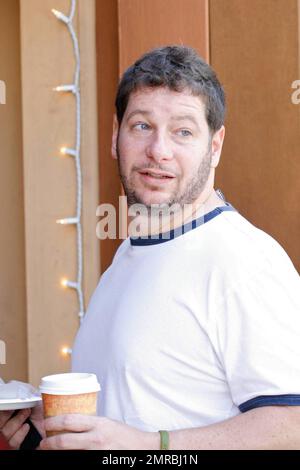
39, 414, 160, 450
26, 402, 45, 438
0, 409, 31, 449
0, 403, 45, 450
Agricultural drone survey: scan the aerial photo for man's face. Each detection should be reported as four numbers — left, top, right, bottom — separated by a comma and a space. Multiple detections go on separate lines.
112, 87, 222, 209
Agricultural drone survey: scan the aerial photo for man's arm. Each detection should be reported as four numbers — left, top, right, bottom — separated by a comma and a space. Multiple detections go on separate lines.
168, 405, 300, 450
39, 405, 300, 450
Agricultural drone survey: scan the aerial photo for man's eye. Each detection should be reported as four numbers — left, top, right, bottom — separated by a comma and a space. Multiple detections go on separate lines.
178, 129, 192, 137
133, 123, 150, 131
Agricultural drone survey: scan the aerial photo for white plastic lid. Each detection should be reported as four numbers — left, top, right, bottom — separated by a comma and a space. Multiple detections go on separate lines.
39, 373, 101, 395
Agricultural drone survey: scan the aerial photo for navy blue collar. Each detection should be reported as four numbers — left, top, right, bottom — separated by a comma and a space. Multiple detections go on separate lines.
130, 202, 236, 246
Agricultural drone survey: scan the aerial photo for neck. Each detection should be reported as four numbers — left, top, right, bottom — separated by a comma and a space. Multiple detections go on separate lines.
128, 188, 226, 238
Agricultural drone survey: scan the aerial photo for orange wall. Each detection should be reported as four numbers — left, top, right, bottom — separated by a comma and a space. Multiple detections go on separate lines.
0, 0, 28, 382
96, 0, 121, 273
211, 0, 300, 271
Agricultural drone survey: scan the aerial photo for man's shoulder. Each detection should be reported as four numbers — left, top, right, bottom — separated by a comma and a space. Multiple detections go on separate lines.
218, 209, 291, 258
194, 209, 298, 280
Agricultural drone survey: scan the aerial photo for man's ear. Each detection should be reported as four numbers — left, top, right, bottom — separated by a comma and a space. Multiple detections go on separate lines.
111, 114, 119, 160
210, 125, 225, 169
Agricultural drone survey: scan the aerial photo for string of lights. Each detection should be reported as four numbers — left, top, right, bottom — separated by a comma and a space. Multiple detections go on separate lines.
52, 0, 85, 357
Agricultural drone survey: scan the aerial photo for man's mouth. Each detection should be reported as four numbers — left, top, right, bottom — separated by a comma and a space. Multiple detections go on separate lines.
138, 169, 176, 180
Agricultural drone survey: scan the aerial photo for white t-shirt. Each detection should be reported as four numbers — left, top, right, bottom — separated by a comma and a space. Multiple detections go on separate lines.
72, 203, 300, 431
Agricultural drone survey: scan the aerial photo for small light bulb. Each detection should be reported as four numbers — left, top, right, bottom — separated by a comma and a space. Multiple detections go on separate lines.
51, 8, 60, 18
54, 85, 76, 93
61, 346, 72, 356
51, 9, 70, 24
56, 217, 79, 225
59, 147, 77, 157
60, 279, 78, 290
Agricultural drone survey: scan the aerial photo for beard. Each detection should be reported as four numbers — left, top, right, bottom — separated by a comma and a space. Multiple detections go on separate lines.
116, 136, 212, 213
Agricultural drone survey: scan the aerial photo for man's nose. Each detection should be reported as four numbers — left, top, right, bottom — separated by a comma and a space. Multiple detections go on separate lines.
146, 132, 173, 162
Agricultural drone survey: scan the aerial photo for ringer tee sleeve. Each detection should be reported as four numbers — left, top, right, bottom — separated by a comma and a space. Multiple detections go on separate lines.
213, 249, 300, 413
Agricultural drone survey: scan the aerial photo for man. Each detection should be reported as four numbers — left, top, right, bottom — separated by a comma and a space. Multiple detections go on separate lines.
1, 45, 300, 450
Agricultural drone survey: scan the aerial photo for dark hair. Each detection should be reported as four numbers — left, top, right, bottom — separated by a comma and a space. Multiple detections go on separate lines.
115, 45, 225, 133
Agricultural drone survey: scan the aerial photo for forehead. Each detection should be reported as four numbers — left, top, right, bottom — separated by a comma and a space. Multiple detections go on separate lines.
124, 86, 206, 121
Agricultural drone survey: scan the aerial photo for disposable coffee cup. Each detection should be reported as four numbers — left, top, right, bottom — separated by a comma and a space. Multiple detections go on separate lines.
39, 373, 101, 436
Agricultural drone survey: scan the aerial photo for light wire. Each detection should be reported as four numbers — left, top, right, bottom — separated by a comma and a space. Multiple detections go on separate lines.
52, 0, 85, 328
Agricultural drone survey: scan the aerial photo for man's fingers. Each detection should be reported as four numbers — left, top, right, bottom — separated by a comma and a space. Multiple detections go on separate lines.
8, 423, 30, 450
0, 410, 15, 429
1, 408, 31, 441
41, 415, 108, 450
44, 414, 97, 433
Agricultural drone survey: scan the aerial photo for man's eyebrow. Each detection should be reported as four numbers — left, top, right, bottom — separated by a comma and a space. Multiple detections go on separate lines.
125, 110, 200, 128
126, 109, 152, 121
170, 114, 200, 127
